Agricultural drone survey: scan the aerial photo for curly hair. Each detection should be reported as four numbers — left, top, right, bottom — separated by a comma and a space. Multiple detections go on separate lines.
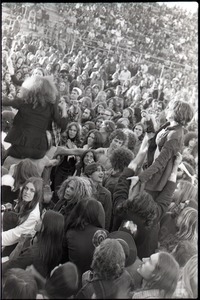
91, 239, 125, 280
122, 128, 137, 151
20, 75, 58, 108
110, 146, 134, 172
184, 131, 198, 146
61, 122, 82, 146
57, 176, 93, 205
172, 100, 194, 126
109, 129, 127, 144
118, 190, 157, 229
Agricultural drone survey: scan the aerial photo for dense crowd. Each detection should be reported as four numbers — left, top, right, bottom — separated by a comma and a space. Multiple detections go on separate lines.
1, 3, 198, 299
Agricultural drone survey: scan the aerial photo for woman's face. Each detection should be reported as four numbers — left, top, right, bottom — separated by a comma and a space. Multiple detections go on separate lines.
64, 181, 76, 200
83, 151, 95, 166
137, 253, 159, 281
22, 182, 36, 202
95, 118, 104, 130
68, 125, 78, 139
134, 125, 143, 137
87, 132, 95, 147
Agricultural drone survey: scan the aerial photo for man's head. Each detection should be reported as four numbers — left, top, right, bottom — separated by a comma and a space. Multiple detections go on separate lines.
71, 87, 82, 101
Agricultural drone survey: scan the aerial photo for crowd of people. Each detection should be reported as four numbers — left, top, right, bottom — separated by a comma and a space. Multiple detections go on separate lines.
1, 2, 198, 299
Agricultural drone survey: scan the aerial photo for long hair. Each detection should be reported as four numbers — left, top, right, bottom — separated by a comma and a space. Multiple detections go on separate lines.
13, 159, 40, 191
144, 252, 179, 298
161, 207, 198, 252
176, 207, 197, 241
37, 210, 65, 275
65, 198, 104, 231
61, 122, 81, 146
16, 177, 43, 224
19, 75, 58, 108
86, 129, 104, 149
171, 180, 197, 208
182, 254, 197, 298
76, 150, 98, 175
57, 176, 93, 206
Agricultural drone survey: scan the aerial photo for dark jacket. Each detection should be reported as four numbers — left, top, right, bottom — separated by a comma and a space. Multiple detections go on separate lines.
139, 123, 183, 191
95, 185, 112, 231
2, 96, 68, 159
2, 239, 60, 278
112, 167, 176, 259
76, 269, 133, 299
63, 224, 107, 275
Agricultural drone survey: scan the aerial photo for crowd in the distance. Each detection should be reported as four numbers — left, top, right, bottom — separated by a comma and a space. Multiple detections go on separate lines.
1, 2, 198, 299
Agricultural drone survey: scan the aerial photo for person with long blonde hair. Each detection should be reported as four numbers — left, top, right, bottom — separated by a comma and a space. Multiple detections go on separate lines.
159, 207, 197, 252
173, 254, 197, 298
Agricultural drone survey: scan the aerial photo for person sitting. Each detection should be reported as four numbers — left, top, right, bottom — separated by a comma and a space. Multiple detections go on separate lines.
2, 210, 64, 279
2, 177, 43, 257
132, 252, 179, 298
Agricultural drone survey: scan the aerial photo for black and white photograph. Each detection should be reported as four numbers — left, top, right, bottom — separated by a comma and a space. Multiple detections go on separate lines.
1, 2, 198, 299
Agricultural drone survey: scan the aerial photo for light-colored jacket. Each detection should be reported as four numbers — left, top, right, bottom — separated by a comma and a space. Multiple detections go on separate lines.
2, 203, 40, 247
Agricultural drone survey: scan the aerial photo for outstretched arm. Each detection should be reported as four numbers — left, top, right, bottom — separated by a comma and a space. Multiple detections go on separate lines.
53, 146, 85, 158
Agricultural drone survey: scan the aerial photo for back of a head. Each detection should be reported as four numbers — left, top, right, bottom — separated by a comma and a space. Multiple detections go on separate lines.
45, 262, 79, 299
13, 158, 40, 190
3, 268, 38, 299
172, 240, 197, 268
91, 238, 126, 280
110, 146, 134, 172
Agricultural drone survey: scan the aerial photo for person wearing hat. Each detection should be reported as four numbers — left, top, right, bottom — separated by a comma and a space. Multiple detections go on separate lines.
84, 162, 112, 231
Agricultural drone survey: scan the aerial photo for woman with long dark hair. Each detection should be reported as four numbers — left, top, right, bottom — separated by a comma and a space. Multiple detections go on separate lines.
2, 210, 65, 278
52, 122, 82, 194
63, 198, 106, 279
2, 177, 43, 256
